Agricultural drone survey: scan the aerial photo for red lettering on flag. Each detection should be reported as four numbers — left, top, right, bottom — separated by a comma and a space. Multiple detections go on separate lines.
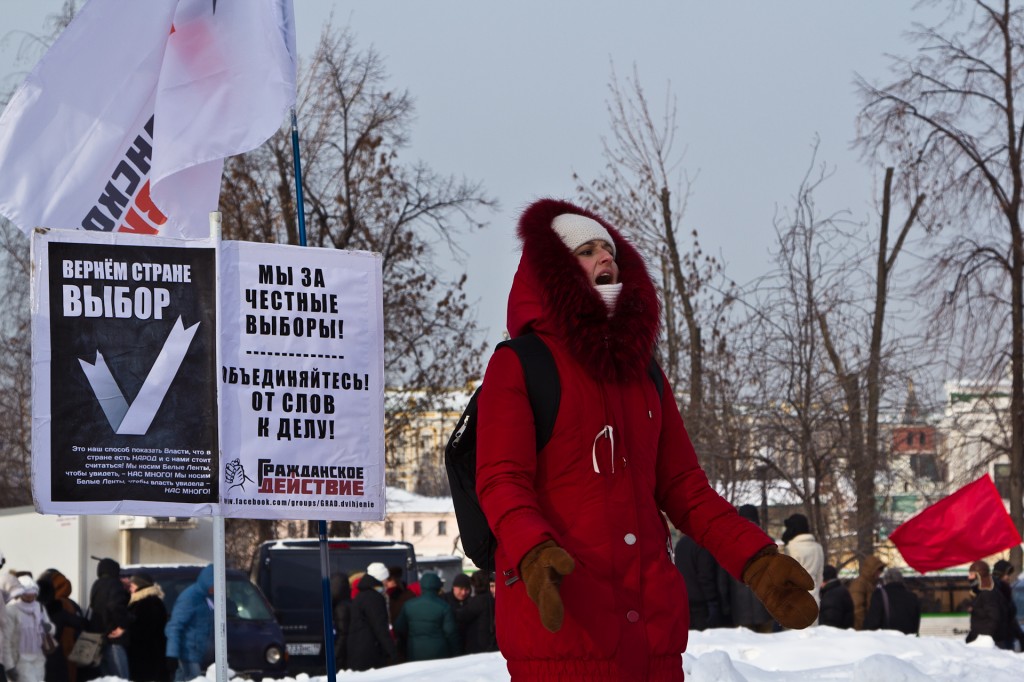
118, 180, 166, 234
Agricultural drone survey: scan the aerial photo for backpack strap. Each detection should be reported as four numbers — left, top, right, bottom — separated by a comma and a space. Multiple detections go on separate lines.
497, 333, 560, 451
499, 335, 664, 447
647, 357, 664, 399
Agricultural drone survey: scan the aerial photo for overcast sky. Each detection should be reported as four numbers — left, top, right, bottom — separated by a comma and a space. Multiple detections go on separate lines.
0, 1, 950, 350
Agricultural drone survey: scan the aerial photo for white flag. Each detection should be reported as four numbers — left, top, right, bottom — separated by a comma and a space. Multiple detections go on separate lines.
0, 0, 296, 238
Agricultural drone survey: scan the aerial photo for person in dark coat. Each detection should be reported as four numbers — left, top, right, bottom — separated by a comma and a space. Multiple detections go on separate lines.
392, 573, 458, 662
383, 565, 415, 661
966, 560, 1011, 647
443, 573, 472, 652
459, 571, 498, 654
88, 557, 131, 680
346, 563, 395, 671
992, 559, 1024, 651
37, 569, 88, 682
384, 566, 416, 626
674, 533, 725, 630
329, 572, 351, 671
127, 573, 168, 682
718, 505, 775, 632
818, 565, 854, 629
164, 564, 214, 681
863, 568, 920, 635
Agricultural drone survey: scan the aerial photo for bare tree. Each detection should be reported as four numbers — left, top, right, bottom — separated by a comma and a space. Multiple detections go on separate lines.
574, 64, 742, 476
856, 0, 1024, 569
740, 155, 852, 557
816, 167, 925, 558
0, 1, 79, 508
0, 222, 30, 506
221, 22, 496, 493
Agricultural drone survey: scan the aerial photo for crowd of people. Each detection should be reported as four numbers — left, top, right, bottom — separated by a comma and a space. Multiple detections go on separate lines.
0, 526, 1020, 682
672, 513, 1024, 652
0, 553, 173, 682
0, 548, 499, 681
333, 562, 498, 671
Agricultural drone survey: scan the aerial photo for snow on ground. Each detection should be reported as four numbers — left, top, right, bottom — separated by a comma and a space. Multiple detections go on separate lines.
88, 626, 1024, 682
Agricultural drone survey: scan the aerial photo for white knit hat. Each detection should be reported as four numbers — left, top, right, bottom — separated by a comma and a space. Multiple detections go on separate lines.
552, 213, 615, 257
11, 575, 38, 599
366, 562, 389, 582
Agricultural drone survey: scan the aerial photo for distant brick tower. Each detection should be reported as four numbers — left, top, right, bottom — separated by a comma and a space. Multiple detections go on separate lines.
891, 380, 941, 482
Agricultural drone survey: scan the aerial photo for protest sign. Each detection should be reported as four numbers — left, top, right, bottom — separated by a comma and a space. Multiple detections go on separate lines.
32, 228, 218, 515
218, 241, 385, 520
31, 231, 385, 521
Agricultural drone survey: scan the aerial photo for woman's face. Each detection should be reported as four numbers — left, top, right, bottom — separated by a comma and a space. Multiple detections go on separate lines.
573, 239, 618, 285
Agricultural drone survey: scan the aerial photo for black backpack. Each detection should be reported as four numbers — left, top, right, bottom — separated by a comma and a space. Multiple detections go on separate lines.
444, 333, 663, 572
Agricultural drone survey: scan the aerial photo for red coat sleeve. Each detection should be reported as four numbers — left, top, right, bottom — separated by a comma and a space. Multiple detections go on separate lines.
652, 368, 775, 579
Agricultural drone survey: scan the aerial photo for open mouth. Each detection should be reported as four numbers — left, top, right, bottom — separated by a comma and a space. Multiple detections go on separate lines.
596, 273, 613, 285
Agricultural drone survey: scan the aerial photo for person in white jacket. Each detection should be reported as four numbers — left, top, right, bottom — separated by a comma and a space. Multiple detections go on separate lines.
5, 578, 53, 682
0, 553, 13, 682
782, 513, 825, 625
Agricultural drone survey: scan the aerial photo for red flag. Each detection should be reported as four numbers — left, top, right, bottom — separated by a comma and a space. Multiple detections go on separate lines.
889, 474, 1022, 573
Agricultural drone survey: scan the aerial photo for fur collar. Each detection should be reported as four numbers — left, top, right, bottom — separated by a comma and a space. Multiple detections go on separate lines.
129, 584, 164, 604
507, 198, 660, 382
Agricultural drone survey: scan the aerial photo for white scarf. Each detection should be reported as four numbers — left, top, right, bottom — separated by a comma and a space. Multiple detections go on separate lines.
595, 282, 622, 312
14, 599, 44, 654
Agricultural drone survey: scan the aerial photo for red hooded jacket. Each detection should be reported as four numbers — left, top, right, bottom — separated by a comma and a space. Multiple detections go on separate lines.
477, 199, 774, 681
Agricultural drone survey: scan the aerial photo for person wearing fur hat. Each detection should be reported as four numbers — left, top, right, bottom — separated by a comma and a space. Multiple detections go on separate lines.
849, 554, 885, 631
5, 577, 53, 682
966, 560, 1012, 648
476, 198, 818, 680
36, 570, 88, 682
346, 562, 395, 671
127, 573, 168, 682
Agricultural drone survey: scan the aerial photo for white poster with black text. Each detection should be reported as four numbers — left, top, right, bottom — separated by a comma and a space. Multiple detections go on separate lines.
218, 241, 385, 520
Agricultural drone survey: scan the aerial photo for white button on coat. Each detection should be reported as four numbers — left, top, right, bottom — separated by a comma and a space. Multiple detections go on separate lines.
624, 533, 637, 545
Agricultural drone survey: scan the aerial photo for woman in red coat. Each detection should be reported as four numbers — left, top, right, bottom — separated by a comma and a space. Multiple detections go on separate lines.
476, 198, 816, 681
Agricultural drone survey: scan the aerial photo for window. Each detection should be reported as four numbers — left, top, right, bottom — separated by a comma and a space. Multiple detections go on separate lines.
995, 463, 1011, 498
919, 432, 926, 446
384, 521, 393, 536
906, 433, 914, 446
413, 521, 422, 535
438, 520, 447, 536
911, 454, 940, 482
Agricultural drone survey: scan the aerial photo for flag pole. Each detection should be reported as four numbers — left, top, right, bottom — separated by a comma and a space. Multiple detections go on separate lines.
210, 210, 229, 682
291, 108, 308, 248
290, 105, 339, 681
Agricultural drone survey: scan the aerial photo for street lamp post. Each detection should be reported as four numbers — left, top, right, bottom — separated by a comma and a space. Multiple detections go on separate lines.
756, 465, 769, 531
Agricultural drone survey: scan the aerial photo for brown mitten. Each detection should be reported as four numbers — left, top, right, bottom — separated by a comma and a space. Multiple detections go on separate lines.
742, 546, 819, 629
519, 539, 576, 632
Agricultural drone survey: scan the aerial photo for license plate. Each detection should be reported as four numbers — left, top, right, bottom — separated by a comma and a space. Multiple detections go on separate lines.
286, 643, 322, 656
